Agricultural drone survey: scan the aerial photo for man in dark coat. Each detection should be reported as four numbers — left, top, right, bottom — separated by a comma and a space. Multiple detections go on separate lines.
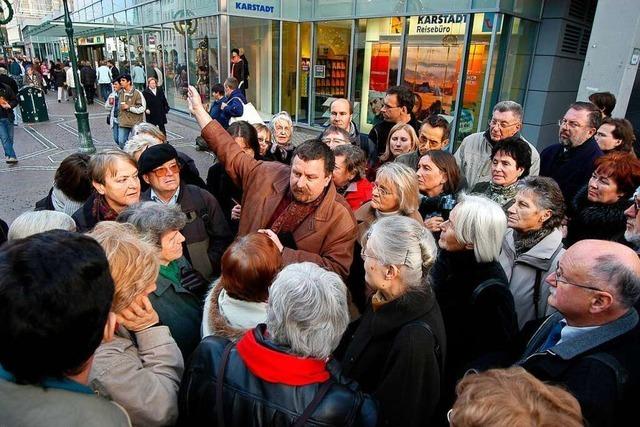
514, 240, 640, 427
368, 85, 420, 155
230, 48, 248, 96
218, 77, 245, 129
540, 102, 603, 203
138, 144, 233, 280
80, 61, 97, 104
142, 77, 170, 134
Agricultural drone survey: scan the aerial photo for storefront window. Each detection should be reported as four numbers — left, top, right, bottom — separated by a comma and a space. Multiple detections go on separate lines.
298, 22, 312, 123
229, 16, 281, 118
281, 22, 298, 120
143, 28, 163, 87
188, 17, 220, 110
312, 20, 352, 126
499, 17, 536, 105
353, 17, 404, 134
403, 14, 467, 121
162, 22, 189, 111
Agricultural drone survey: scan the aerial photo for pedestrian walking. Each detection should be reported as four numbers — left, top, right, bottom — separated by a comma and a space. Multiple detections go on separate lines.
105, 78, 121, 146
80, 61, 97, 104
0, 81, 19, 163
117, 74, 145, 148
142, 77, 169, 135
52, 63, 66, 102
131, 62, 146, 91
96, 60, 112, 101
65, 62, 77, 100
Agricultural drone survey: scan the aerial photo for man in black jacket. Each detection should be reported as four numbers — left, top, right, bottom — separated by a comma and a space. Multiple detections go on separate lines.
368, 85, 420, 155
80, 61, 97, 104
515, 239, 640, 427
138, 143, 232, 280
0, 80, 19, 163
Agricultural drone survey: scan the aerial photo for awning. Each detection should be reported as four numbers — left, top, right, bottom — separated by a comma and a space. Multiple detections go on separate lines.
22, 19, 134, 40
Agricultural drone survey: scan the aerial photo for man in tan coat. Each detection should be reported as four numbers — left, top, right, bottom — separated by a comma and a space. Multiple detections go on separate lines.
187, 86, 357, 278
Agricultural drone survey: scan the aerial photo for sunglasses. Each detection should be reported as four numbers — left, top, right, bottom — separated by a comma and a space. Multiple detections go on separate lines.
152, 163, 180, 177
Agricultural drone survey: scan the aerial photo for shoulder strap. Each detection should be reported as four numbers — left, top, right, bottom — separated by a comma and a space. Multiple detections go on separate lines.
215, 341, 235, 427
292, 380, 333, 427
584, 352, 628, 398
192, 186, 214, 236
471, 279, 506, 303
404, 320, 443, 375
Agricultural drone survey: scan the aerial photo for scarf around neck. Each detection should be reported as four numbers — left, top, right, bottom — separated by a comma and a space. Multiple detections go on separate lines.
489, 181, 518, 207
268, 189, 326, 234
513, 227, 553, 256
92, 194, 119, 223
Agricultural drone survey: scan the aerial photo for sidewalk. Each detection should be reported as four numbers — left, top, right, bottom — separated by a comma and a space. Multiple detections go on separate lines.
0, 90, 319, 224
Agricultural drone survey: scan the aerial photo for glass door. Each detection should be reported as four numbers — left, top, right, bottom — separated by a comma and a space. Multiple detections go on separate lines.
297, 22, 312, 124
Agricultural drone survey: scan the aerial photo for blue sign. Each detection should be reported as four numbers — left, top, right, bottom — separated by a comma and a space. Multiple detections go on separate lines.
234, 2, 276, 14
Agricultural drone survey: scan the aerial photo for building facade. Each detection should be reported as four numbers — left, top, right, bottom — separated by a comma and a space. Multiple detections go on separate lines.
23, 0, 616, 149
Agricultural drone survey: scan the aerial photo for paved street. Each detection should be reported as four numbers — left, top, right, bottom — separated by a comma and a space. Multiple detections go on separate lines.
0, 91, 319, 224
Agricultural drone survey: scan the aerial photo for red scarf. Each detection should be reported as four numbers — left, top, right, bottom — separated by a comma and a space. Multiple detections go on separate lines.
236, 328, 329, 386
267, 190, 325, 234
92, 194, 119, 222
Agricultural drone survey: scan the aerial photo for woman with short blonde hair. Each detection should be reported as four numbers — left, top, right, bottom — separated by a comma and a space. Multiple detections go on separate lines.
87, 221, 183, 427
450, 367, 583, 427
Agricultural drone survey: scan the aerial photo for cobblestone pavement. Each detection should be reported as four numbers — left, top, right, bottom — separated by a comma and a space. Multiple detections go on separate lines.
0, 91, 319, 224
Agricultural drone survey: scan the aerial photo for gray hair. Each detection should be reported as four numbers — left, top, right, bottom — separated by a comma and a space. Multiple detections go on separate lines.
117, 201, 186, 247
367, 216, 438, 289
123, 134, 161, 158
270, 111, 293, 132
516, 176, 565, 231
493, 101, 523, 122
8, 211, 76, 240
266, 262, 349, 359
131, 122, 165, 143
592, 255, 640, 308
375, 162, 420, 216
452, 194, 507, 263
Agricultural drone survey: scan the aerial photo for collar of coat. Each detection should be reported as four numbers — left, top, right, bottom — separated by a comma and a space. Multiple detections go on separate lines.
236, 325, 330, 386
504, 228, 564, 271
269, 171, 339, 224
523, 309, 639, 361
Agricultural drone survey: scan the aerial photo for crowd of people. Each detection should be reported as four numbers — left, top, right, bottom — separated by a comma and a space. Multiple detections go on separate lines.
1, 50, 640, 426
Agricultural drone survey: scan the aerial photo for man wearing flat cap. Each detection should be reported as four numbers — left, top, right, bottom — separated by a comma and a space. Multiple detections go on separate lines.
139, 143, 232, 279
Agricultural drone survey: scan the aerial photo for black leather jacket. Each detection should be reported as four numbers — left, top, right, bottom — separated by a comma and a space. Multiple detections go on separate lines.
179, 326, 377, 426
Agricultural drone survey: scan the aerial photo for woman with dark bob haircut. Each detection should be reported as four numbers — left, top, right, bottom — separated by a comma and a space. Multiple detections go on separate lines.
207, 120, 261, 232
594, 117, 636, 154
566, 151, 640, 246
203, 233, 283, 340
35, 153, 92, 215
471, 136, 532, 210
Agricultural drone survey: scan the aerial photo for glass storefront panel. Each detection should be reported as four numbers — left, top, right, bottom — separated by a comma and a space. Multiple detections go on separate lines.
298, 22, 312, 123
162, 22, 189, 111
403, 14, 468, 120
188, 16, 220, 109
499, 17, 536, 105
355, 0, 406, 16
229, 17, 281, 117
312, 20, 352, 126
281, 21, 298, 120
354, 17, 404, 134
143, 28, 163, 85
314, 0, 354, 19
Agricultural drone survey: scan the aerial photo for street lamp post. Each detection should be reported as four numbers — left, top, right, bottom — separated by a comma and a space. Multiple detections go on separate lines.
62, 0, 95, 154
0, 0, 14, 65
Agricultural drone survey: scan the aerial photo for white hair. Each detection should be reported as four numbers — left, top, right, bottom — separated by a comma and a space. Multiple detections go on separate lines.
266, 262, 349, 359
367, 216, 437, 289
8, 211, 76, 240
123, 134, 161, 157
270, 111, 293, 131
451, 194, 507, 263
493, 100, 523, 121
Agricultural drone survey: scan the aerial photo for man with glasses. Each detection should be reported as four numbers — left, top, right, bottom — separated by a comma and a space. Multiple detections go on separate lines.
368, 86, 420, 156
540, 101, 603, 202
397, 114, 451, 170
624, 186, 640, 253
138, 143, 232, 280
514, 239, 640, 427
454, 100, 540, 188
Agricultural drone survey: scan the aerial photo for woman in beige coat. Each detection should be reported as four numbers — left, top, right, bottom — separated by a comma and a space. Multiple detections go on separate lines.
88, 222, 184, 427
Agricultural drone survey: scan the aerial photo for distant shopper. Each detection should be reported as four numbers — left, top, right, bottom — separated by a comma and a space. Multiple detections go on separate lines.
148, 62, 164, 87
0, 80, 18, 164
230, 48, 248, 95
131, 62, 146, 91
105, 78, 121, 146
65, 61, 77, 100
218, 77, 245, 129
208, 82, 226, 124
143, 77, 169, 135
117, 74, 146, 147
107, 59, 120, 81
96, 60, 113, 101
52, 62, 66, 102
80, 61, 97, 104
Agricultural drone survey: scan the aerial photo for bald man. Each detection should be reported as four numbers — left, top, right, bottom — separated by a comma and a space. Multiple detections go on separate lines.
327, 98, 376, 165
515, 240, 640, 427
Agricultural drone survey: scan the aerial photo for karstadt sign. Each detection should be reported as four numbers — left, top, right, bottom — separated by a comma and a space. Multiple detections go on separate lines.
231, 1, 278, 15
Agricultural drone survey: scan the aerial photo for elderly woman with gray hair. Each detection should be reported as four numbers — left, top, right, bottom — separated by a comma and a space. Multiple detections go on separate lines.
118, 201, 203, 359
335, 215, 445, 427
429, 194, 518, 414
499, 176, 565, 329
267, 111, 295, 164
179, 262, 377, 426
8, 211, 76, 240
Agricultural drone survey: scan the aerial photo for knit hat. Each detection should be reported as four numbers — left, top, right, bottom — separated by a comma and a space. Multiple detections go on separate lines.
137, 143, 178, 175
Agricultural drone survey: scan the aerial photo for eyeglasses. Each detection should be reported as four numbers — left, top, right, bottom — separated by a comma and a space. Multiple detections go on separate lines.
554, 266, 603, 292
372, 182, 392, 197
258, 137, 269, 144
381, 103, 400, 110
557, 119, 585, 129
489, 119, 519, 129
322, 137, 349, 146
630, 195, 640, 211
152, 163, 180, 177
419, 136, 444, 148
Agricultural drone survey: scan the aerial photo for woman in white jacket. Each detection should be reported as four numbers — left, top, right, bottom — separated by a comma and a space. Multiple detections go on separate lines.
88, 221, 184, 427
499, 176, 565, 329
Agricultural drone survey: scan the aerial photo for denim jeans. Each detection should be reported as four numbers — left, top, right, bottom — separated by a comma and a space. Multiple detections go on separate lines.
112, 122, 120, 147
0, 118, 16, 158
100, 84, 111, 101
118, 126, 132, 149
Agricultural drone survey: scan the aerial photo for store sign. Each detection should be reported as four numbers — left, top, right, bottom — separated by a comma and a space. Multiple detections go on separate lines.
410, 14, 466, 36
77, 36, 105, 46
231, 1, 277, 15
370, 43, 390, 92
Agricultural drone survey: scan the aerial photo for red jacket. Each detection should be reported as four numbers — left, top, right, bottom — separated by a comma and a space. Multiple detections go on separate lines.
343, 178, 373, 211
